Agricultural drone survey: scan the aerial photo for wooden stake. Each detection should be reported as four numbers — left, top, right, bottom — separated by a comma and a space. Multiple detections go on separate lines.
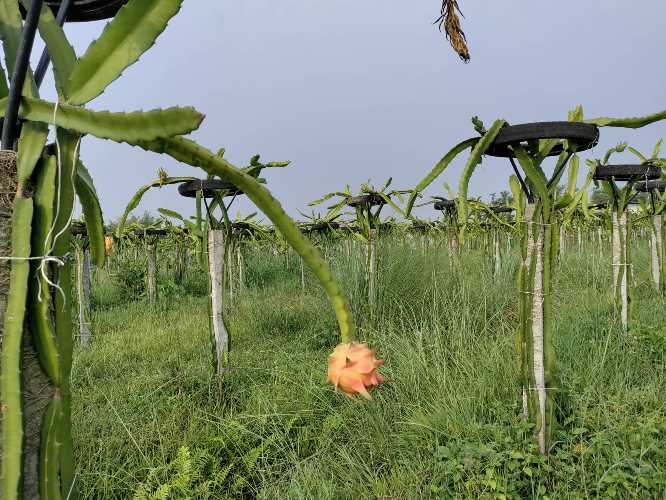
76, 247, 91, 346
208, 229, 230, 377
146, 240, 157, 304
368, 229, 378, 309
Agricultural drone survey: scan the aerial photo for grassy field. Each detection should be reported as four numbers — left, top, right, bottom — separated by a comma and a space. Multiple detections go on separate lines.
72, 234, 666, 498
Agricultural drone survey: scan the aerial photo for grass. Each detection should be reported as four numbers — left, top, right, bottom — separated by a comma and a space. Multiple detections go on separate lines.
72, 231, 666, 498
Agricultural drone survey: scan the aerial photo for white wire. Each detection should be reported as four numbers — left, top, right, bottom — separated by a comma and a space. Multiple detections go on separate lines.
34, 100, 80, 303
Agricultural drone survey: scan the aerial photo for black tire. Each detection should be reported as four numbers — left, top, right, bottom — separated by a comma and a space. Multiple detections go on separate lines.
70, 222, 87, 236
21, 0, 129, 22
486, 122, 599, 158
346, 193, 385, 208
232, 221, 260, 238
178, 179, 242, 199
410, 223, 436, 232
433, 199, 456, 211
231, 221, 251, 231
133, 228, 167, 238
490, 206, 514, 213
300, 222, 339, 234
633, 179, 666, 193
593, 164, 662, 182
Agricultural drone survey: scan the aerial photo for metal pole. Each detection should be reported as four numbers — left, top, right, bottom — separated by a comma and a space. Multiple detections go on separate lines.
1, 0, 44, 150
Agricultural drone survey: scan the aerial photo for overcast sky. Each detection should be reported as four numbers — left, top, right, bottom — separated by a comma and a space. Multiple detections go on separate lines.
38, 0, 666, 223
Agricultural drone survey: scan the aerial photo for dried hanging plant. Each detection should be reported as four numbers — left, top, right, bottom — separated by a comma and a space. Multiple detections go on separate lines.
436, 0, 470, 62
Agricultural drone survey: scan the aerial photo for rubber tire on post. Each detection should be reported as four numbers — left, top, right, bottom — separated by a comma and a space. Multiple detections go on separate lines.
491, 206, 514, 213
433, 199, 456, 211
593, 164, 662, 182
410, 222, 436, 232
339, 224, 361, 234
302, 222, 340, 234
178, 179, 242, 199
633, 179, 666, 193
19, 0, 128, 22
231, 221, 260, 239
133, 228, 167, 238
231, 221, 251, 232
346, 193, 385, 208
485, 121, 599, 158
70, 222, 87, 236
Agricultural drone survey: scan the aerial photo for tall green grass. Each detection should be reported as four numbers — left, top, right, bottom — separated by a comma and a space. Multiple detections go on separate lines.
72, 231, 665, 498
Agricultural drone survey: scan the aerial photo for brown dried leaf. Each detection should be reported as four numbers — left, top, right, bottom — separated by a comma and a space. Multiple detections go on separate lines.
437, 0, 471, 62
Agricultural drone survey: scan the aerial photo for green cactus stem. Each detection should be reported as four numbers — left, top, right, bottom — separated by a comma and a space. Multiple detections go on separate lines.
134, 137, 357, 343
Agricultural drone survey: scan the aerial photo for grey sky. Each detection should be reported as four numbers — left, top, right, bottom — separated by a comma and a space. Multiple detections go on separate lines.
40, 1, 666, 223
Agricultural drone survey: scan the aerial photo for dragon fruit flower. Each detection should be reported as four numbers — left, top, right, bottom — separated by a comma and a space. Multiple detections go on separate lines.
327, 342, 385, 400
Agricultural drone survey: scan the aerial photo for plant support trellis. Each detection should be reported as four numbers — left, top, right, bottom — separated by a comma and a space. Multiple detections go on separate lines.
406, 107, 666, 455
178, 177, 244, 378
635, 180, 666, 293
592, 155, 663, 332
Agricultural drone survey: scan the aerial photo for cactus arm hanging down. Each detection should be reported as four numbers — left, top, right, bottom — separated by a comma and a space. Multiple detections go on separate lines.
563, 160, 597, 222
0, 0, 38, 96
509, 175, 524, 221
377, 192, 407, 219
0, 0, 23, 72
0, 198, 34, 500
534, 139, 560, 167
116, 176, 194, 236
565, 155, 579, 198
74, 160, 106, 266
511, 145, 551, 215
602, 143, 627, 165
457, 119, 506, 227
37, 8, 74, 93
38, 396, 62, 500
134, 136, 357, 343
627, 147, 648, 163
52, 129, 80, 498
17, 121, 48, 186
18, 0, 75, 98
0, 97, 204, 142
27, 156, 61, 383
67, 0, 183, 105
406, 137, 478, 217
